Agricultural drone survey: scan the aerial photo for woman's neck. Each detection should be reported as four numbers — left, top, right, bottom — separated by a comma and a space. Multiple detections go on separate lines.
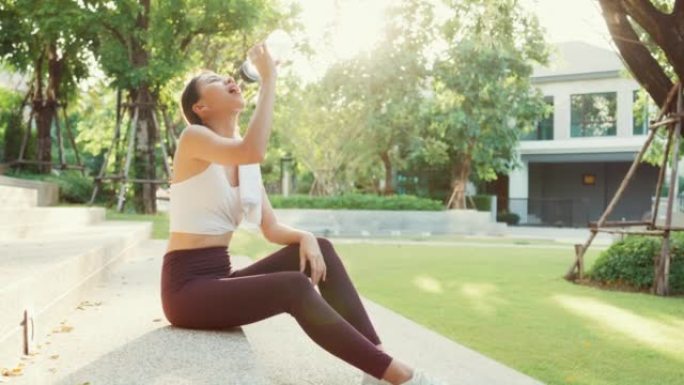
205, 113, 240, 138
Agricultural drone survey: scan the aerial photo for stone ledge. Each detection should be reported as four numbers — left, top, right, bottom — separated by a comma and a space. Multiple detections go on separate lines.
0, 175, 60, 206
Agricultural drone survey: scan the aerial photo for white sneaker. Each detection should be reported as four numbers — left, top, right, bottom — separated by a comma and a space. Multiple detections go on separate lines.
361, 372, 391, 385
402, 367, 449, 385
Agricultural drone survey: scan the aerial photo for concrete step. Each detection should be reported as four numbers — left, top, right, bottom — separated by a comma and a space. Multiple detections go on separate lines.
0, 239, 272, 385
0, 221, 152, 373
0, 185, 38, 209
0, 176, 59, 207
0, 207, 106, 240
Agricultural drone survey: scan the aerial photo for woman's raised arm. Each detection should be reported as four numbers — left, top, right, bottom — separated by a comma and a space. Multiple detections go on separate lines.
182, 42, 277, 165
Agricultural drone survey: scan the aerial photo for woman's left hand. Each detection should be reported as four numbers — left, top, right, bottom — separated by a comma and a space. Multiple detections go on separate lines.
299, 233, 327, 286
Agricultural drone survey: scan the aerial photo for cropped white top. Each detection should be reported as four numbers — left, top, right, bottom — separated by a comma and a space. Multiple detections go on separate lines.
169, 163, 244, 234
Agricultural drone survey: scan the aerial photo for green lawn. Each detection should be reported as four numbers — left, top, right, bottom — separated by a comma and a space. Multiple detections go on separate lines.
238, 235, 683, 385
105, 208, 684, 385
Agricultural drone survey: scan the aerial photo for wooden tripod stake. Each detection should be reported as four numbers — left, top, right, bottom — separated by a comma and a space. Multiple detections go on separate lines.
88, 92, 174, 212
14, 98, 86, 174
564, 82, 683, 296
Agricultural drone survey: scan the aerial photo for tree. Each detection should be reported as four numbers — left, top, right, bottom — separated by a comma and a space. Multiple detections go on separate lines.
426, 0, 550, 209
0, 0, 100, 172
596, 0, 682, 295
326, 0, 438, 195
275, 74, 370, 195
597, 0, 681, 107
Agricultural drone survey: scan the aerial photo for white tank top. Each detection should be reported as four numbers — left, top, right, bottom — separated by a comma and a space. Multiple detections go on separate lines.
168, 162, 244, 234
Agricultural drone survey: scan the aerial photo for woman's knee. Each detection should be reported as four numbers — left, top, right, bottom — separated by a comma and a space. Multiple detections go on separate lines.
316, 236, 334, 251
316, 236, 344, 269
276, 271, 316, 312
280, 271, 314, 294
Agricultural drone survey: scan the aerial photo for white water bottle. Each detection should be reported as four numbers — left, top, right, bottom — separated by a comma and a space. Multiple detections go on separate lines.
240, 29, 293, 82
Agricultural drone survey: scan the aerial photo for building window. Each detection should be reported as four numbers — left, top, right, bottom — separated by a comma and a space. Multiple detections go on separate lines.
522, 95, 554, 140
633, 89, 651, 135
570, 91, 617, 137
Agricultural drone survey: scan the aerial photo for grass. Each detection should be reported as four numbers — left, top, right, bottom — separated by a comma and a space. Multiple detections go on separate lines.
233, 236, 683, 385
104, 208, 684, 385
331, 242, 684, 385
346, 233, 576, 246
104, 206, 170, 239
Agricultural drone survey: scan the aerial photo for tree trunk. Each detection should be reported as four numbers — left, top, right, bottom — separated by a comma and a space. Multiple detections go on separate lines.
128, 0, 157, 214
33, 99, 53, 174
31, 52, 49, 174
447, 156, 471, 209
128, 87, 157, 214
309, 169, 335, 196
380, 150, 394, 195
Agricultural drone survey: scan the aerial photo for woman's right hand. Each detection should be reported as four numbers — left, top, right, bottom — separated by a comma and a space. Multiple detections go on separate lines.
247, 41, 277, 81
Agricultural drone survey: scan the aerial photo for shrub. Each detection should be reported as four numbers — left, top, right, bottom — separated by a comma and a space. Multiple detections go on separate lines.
268, 192, 444, 210
466, 194, 492, 211
45, 171, 95, 204
587, 234, 684, 294
497, 210, 520, 225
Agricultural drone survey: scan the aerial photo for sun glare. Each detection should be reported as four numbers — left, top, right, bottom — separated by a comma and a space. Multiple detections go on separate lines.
553, 294, 684, 360
287, 0, 615, 84
289, 0, 394, 83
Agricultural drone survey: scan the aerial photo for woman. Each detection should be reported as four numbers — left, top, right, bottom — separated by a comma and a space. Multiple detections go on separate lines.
161, 41, 446, 385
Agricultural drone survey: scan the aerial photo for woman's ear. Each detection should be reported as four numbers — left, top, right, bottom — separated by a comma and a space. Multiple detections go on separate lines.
192, 102, 207, 119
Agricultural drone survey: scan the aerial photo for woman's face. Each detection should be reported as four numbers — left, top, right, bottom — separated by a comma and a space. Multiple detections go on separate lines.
193, 73, 244, 122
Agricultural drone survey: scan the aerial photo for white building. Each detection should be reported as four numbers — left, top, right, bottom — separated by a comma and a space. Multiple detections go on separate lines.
503, 41, 660, 227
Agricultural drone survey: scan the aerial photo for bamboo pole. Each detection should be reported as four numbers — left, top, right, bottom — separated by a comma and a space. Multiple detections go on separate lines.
62, 103, 86, 177
88, 89, 126, 205
54, 106, 65, 169
117, 104, 139, 212
151, 107, 171, 178
650, 123, 674, 228
655, 83, 682, 296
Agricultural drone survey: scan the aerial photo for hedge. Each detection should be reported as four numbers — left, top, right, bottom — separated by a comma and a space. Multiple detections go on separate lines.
269, 192, 444, 210
587, 233, 684, 294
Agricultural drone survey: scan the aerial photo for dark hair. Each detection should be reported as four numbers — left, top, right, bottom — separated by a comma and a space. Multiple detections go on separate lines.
180, 70, 215, 125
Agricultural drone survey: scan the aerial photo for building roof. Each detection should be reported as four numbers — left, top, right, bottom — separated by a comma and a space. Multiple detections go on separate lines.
531, 41, 628, 83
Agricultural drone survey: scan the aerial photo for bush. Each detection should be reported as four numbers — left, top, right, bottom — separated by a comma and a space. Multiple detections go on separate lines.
45, 171, 95, 204
497, 210, 520, 225
466, 194, 492, 211
587, 234, 684, 294
269, 192, 444, 210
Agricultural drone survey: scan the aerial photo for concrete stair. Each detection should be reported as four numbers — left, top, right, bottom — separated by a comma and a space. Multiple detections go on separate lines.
0, 185, 39, 209
0, 175, 59, 207
0, 177, 153, 380
0, 206, 106, 240
2, 240, 271, 385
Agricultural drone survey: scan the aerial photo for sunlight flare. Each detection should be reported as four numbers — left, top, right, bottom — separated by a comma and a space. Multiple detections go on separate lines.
553, 294, 684, 360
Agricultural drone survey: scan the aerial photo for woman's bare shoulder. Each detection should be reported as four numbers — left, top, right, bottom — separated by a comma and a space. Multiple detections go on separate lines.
180, 124, 210, 138
175, 125, 207, 161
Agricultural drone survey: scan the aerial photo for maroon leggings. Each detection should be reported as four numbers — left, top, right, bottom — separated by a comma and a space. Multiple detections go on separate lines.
160, 236, 394, 380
